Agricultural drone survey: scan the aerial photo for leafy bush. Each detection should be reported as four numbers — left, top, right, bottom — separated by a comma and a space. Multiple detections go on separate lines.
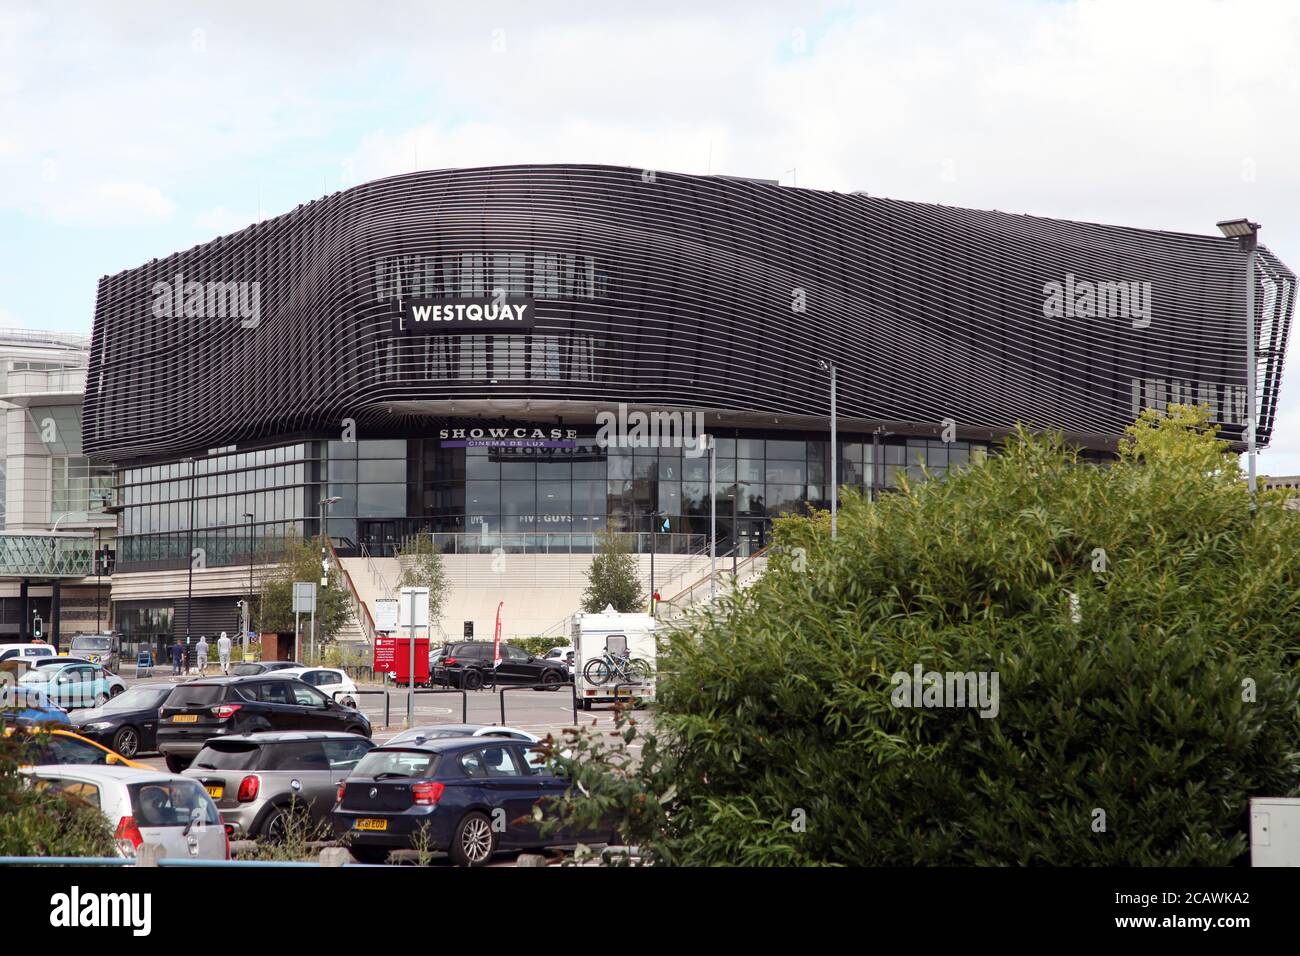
256, 534, 350, 639
548, 407, 1300, 865
514, 636, 569, 657
0, 722, 116, 858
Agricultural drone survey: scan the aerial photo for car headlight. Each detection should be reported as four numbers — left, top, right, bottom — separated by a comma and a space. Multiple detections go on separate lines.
83, 722, 113, 731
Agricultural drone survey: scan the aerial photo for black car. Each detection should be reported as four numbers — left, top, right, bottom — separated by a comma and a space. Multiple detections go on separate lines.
157, 675, 372, 772
432, 642, 568, 690
229, 661, 305, 676
70, 682, 175, 757
335, 737, 613, 865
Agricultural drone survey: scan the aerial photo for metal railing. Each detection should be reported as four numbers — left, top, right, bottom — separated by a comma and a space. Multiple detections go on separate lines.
331, 537, 376, 645
405, 531, 710, 556
657, 546, 772, 622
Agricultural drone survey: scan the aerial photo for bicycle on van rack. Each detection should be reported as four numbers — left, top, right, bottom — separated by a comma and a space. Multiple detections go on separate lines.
582, 648, 652, 686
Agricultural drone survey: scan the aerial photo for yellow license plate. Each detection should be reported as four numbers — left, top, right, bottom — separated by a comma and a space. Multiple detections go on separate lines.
172, 714, 198, 723
354, 818, 388, 831
205, 785, 224, 799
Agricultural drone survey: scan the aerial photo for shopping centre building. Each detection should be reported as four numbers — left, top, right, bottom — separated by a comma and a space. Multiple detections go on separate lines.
83, 163, 1296, 648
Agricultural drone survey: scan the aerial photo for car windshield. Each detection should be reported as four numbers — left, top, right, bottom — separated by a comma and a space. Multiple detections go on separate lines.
353, 749, 438, 779
72, 637, 112, 651
101, 686, 170, 712
192, 741, 262, 770
128, 780, 220, 827
165, 685, 225, 707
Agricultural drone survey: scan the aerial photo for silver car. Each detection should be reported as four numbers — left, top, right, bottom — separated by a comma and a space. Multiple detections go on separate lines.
23, 764, 227, 860
183, 731, 374, 841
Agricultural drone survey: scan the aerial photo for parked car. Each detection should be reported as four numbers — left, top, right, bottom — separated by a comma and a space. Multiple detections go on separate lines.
157, 675, 372, 772
4, 725, 149, 769
230, 661, 305, 677
18, 661, 127, 710
335, 737, 612, 866
543, 646, 576, 673
32, 656, 97, 670
184, 731, 375, 840
69, 633, 121, 672
23, 765, 229, 860
274, 667, 360, 708
0, 685, 71, 726
387, 724, 541, 745
0, 643, 57, 666
70, 683, 175, 758
432, 641, 569, 690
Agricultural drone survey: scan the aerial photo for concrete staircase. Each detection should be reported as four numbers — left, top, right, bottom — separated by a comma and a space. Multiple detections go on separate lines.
339, 550, 714, 642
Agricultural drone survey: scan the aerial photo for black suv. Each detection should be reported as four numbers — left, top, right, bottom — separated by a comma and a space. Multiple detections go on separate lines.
433, 641, 568, 690
157, 676, 372, 772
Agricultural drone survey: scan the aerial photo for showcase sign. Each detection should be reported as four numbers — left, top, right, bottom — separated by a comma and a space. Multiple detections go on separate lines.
440, 426, 578, 450
394, 296, 536, 333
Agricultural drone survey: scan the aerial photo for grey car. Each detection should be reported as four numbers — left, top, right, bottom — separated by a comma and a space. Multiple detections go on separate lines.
182, 731, 374, 841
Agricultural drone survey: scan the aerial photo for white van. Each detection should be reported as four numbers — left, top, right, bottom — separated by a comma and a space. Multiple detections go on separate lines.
571, 606, 657, 710
0, 643, 57, 667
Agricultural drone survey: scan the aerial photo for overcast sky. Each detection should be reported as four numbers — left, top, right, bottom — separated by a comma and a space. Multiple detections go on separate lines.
2, 0, 1297, 467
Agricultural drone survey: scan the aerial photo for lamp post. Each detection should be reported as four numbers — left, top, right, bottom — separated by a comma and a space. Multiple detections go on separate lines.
819, 359, 837, 538
183, 457, 196, 641
243, 511, 254, 661
707, 434, 717, 601
645, 507, 667, 613
1216, 218, 1261, 498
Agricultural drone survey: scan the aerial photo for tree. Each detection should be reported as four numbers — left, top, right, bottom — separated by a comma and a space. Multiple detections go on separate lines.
397, 534, 451, 625
581, 528, 644, 614
546, 406, 1300, 865
256, 534, 351, 641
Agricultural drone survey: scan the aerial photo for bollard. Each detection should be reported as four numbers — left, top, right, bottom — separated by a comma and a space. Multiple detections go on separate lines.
135, 844, 165, 867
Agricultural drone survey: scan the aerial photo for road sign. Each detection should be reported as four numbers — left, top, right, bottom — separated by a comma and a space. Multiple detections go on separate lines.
292, 581, 317, 613
463, 620, 474, 638
398, 587, 429, 627
374, 598, 399, 632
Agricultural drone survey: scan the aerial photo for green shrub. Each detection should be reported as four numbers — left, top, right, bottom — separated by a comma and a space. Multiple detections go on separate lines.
514, 636, 569, 657
548, 407, 1300, 865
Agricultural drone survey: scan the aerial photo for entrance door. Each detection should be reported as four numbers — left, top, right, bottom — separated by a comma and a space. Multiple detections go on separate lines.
359, 520, 399, 557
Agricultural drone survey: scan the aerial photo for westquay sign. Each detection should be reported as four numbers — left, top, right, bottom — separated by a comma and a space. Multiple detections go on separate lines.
394, 296, 536, 334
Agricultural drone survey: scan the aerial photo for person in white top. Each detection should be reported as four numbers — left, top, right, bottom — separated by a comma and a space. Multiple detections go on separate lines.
195, 635, 209, 676
217, 632, 232, 675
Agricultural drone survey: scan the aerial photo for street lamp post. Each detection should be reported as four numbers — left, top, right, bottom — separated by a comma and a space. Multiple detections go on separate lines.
243, 511, 254, 661
183, 457, 196, 641
819, 359, 837, 538
1216, 218, 1262, 498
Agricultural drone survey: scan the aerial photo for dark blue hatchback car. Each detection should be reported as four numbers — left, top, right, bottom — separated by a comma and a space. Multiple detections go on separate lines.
334, 736, 608, 865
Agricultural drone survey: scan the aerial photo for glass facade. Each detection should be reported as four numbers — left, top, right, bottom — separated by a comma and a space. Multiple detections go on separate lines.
114, 429, 986, 569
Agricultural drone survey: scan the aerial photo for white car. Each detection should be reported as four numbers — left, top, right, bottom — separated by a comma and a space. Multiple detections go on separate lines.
542, 646, 576, 673
275, 667, 360, 708
386, 724, 542, 746
22, 764, 228, 860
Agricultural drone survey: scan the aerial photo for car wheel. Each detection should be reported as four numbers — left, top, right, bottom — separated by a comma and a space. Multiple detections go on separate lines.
111, 725, 140, 758
259, 805, 306, 843
579, 697, 591, 711
450, 811, 496, 867
110, 685, 125, 698
461, 669, 483, 691
535, 670, 562, 691
341, 696, 357, 709
350, 845, 390, 865
95, 693, 111, 707
164, 753, 190, 773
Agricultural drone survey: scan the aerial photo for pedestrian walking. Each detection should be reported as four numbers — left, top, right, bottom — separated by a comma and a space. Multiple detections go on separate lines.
196, 635, 209, 676
171, 640, 183, 676
217, 631, 232, 675
182, 639, 192, 675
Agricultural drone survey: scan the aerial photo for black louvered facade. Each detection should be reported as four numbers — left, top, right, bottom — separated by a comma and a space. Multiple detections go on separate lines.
86, 163, 1295, 465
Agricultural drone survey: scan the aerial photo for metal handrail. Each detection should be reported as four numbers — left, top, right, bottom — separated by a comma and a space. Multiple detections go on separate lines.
658, 545, 772, 619
331, 537, 376, 644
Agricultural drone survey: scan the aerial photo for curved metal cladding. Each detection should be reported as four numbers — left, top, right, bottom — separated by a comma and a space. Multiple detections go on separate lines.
85, 163, 1295, 462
